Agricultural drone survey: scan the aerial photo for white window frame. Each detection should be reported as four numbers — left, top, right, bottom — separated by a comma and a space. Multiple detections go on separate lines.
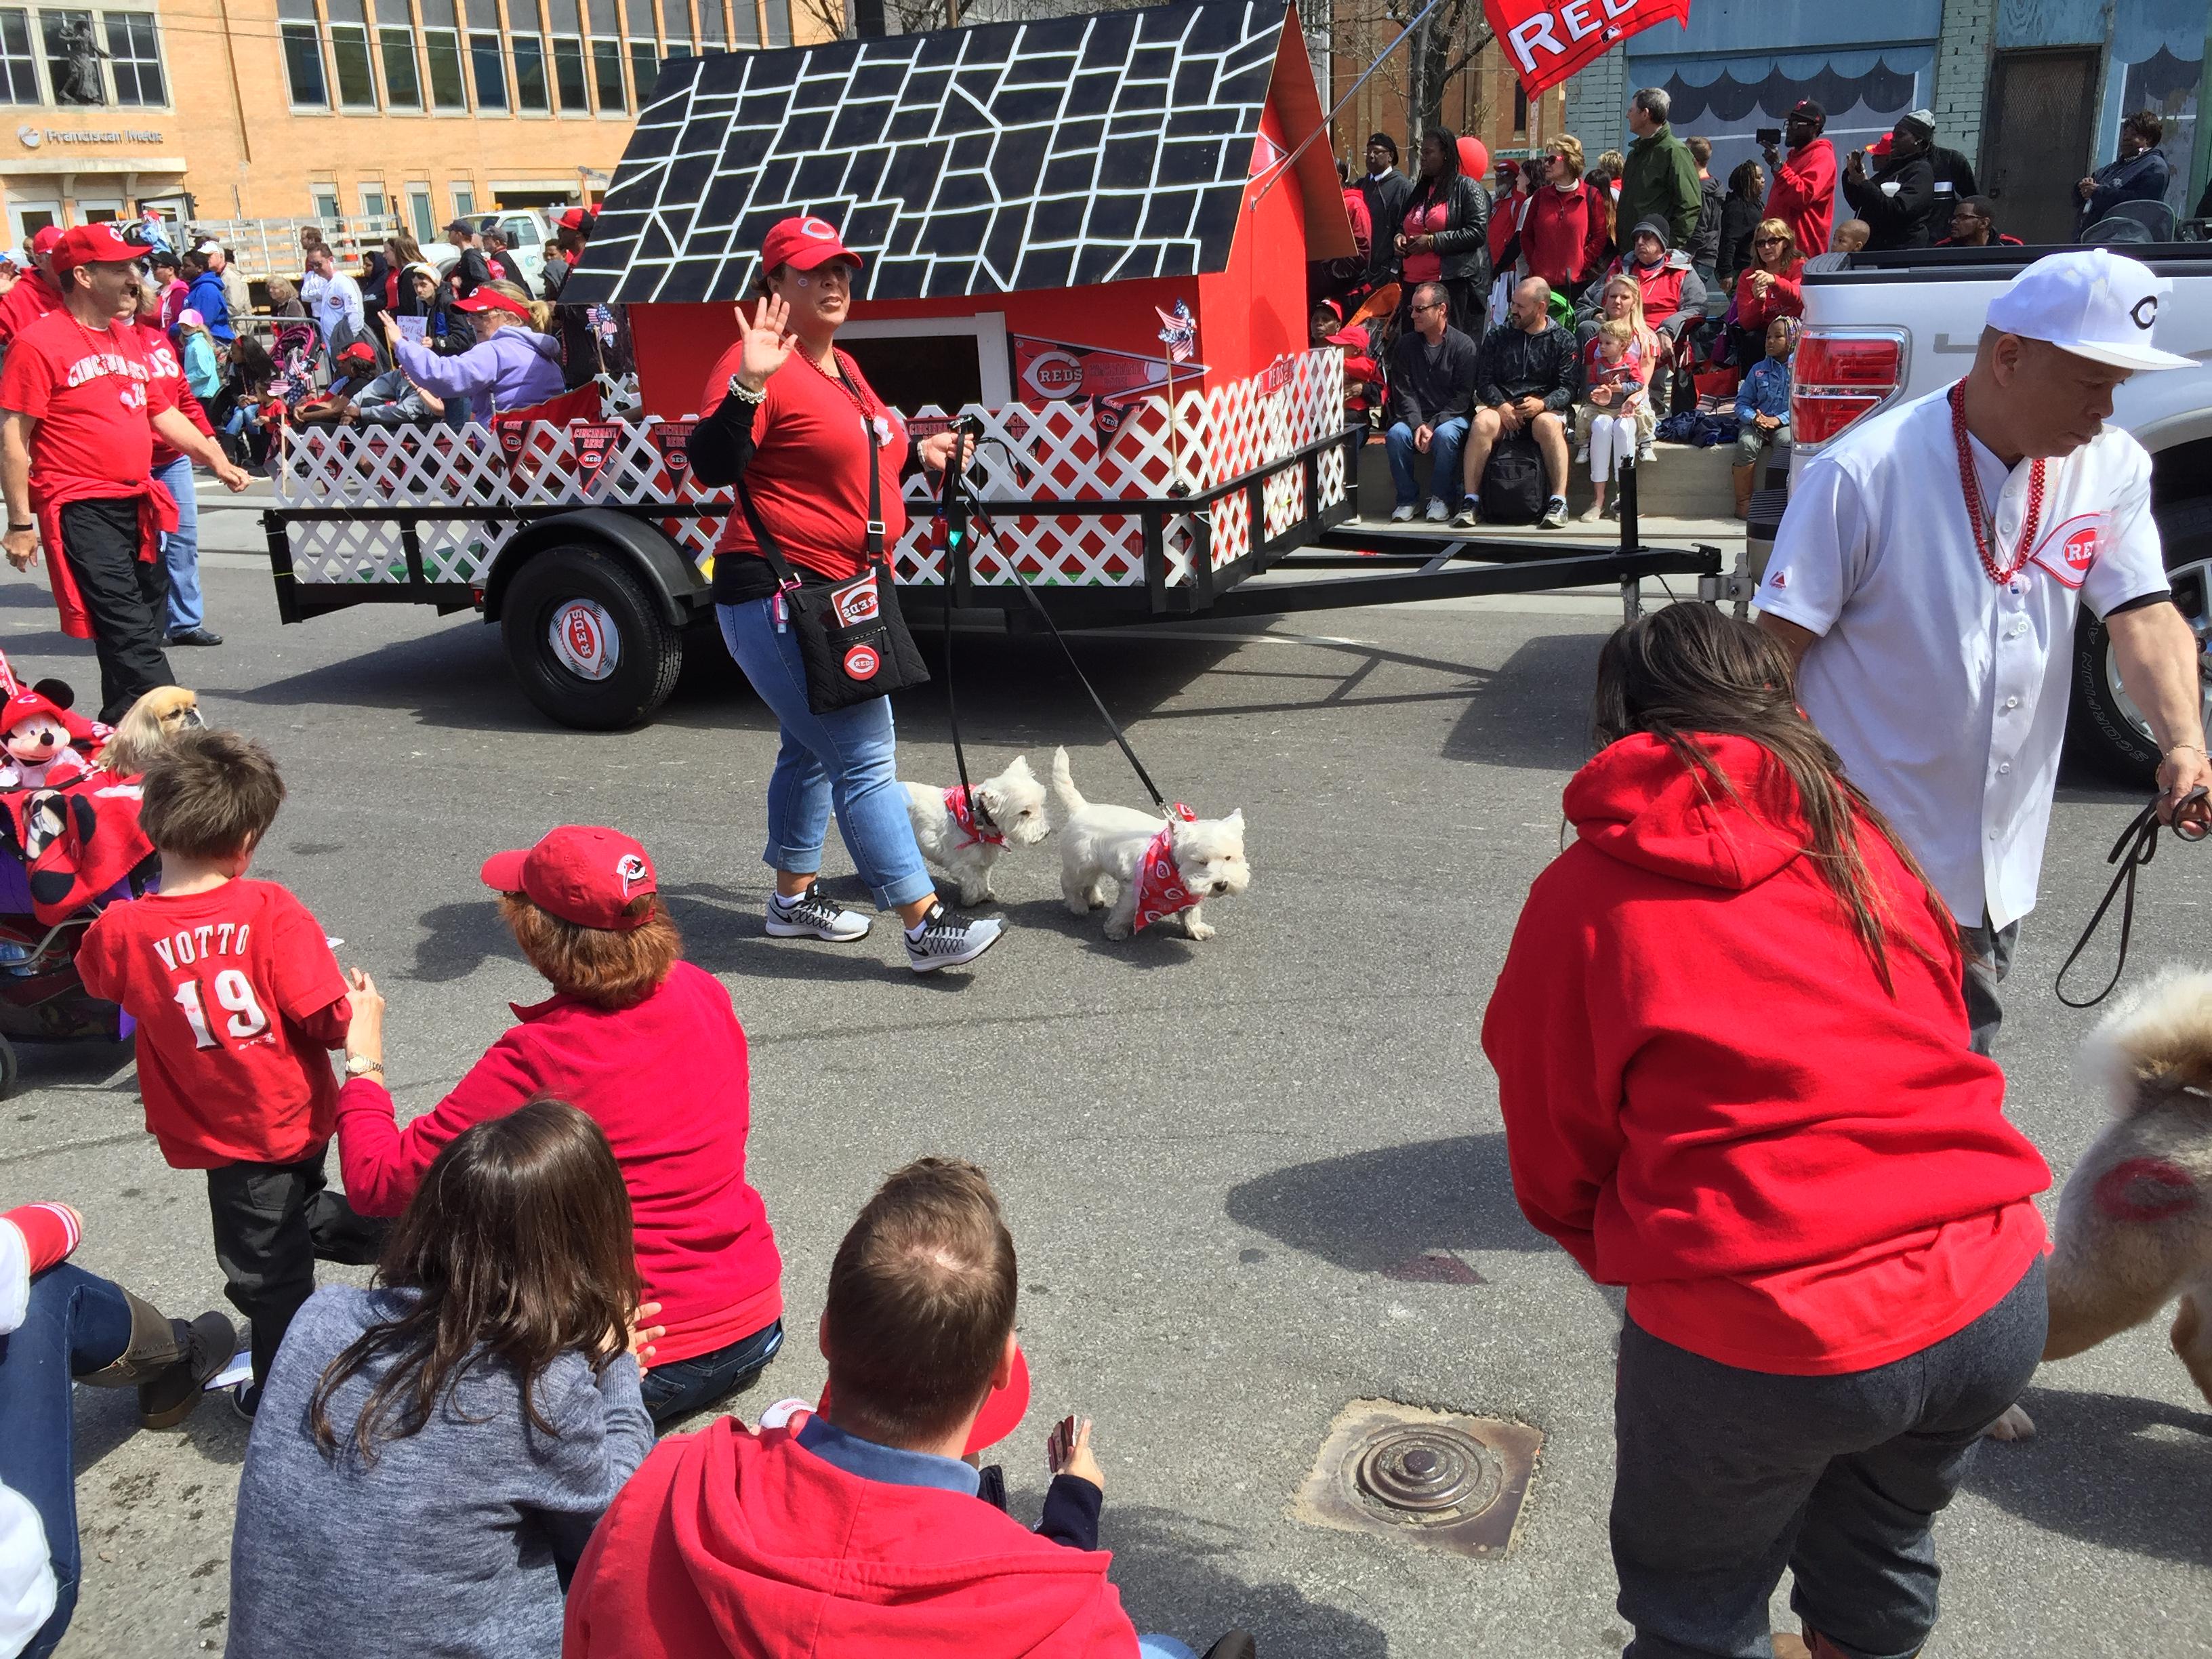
838, 313, 1012, 407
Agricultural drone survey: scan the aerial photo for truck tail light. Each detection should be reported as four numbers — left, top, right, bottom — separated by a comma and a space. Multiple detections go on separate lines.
1790, 329, 1908, 449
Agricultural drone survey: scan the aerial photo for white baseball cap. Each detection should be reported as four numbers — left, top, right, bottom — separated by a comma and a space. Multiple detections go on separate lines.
1984, 249, 2194, 372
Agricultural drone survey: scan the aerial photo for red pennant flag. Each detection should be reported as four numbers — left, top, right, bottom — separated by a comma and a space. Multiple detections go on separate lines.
1485, 0, 1689, 99
495, 420, 529, 478
570, 422, 623, 494
647, 419, 697, 486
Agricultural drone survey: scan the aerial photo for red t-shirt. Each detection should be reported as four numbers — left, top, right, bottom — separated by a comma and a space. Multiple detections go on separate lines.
0, 268, 62, 350
78, 880, 351, 1169
0, 308, 177, 499
702, 343, 910, 582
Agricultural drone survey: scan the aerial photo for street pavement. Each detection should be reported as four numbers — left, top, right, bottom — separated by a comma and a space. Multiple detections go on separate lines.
11, 487, 2210, 1657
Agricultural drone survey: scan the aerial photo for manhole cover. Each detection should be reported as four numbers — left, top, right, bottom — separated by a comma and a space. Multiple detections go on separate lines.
1292, 1399, 1542, 1558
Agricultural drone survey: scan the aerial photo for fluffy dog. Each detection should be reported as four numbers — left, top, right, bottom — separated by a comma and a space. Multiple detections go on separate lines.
1992, 968, 2212, 1440
97, 686, 202, 777
1047, 746, 1248, 941
901, 755, 1050, 905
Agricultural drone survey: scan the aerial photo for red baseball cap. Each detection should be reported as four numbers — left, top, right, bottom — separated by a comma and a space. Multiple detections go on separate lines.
480, 825, 657, 930
815, 1342, 1031, 1458
28, 225, 62, 256
453, 286, 535, 319
51, 223, 138, 274
556, 207, 591, 232
758, 216, 863, 274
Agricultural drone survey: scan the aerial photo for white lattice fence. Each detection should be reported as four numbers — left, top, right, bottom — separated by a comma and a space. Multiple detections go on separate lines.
279, 352, 1345, 593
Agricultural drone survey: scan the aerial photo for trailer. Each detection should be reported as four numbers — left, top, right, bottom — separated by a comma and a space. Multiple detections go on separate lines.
263, 0, 1726, 729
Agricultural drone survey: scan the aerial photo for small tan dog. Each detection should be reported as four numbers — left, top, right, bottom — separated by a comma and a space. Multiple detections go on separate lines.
97, 686, 203, 776
1991, 966, 2212, 1439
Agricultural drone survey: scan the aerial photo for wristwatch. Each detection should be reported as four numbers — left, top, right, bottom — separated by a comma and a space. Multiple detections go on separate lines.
344, 1054, 384, 1077
6, 523, 31, 533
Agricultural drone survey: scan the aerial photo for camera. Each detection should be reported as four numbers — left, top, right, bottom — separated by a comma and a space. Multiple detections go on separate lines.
1755, 127, 1782, 148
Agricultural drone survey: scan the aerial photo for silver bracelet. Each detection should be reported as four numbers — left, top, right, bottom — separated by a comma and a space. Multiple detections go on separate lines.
725, 375, 766, 406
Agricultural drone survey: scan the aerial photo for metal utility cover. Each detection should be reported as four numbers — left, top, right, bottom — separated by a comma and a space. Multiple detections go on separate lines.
1292, 1399, 1542, 1559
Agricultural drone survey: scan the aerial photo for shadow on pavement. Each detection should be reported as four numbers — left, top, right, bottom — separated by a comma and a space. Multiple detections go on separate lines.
1961, 1385, 2212, 1564
407, 899, 523, 984
1225, 1132, 1547, 1273
1090, 1503, 1391, 1658
1441, 632, 1606, 773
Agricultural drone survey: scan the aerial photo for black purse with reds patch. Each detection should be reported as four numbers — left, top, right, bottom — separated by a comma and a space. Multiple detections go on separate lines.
735, 411, 929, 714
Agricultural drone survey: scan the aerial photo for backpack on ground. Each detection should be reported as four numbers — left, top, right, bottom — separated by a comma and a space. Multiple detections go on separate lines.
1479, 430, 1545, 524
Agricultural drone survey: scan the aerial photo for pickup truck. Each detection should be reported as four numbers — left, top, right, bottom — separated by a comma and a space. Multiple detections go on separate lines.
1755, 242, 2212, 783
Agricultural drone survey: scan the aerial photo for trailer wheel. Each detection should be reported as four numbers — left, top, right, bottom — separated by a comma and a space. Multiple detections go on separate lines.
501, 543, 684, 730
2066, 497, 2212, 784
0, 1033, 17, 1099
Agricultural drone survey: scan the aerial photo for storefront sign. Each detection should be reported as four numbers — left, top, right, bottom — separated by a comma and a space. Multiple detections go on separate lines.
16, 125, 165, 147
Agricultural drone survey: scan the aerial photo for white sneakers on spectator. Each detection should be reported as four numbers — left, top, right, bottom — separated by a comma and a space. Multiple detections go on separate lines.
1423, 499, 1451, 523
1540, 497, 1570, 529
766, 882, 871, 942
1389, 504, 1415, 523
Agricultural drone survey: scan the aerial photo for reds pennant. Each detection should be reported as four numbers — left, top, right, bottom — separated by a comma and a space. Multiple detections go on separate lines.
648, 418, 697, 485
570, 421, 623, 494
1485, 0, 1689, 98
495, 420, 529, 477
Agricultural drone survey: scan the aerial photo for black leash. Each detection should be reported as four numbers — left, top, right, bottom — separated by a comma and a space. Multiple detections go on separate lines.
933, 421, 981, 824
930, 419, 1169, 812
2054, 785, 2209, 1008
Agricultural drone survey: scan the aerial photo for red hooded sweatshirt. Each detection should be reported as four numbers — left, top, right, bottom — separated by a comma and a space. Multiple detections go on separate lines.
1481, 733, 2049, 1376
565, 1417, 1142, 1659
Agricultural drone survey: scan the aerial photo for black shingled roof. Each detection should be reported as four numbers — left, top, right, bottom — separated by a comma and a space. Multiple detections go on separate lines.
563, 1, 1317, 306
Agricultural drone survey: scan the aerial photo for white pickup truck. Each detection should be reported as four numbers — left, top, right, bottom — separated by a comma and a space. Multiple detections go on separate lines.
1756, 242, 2212, 783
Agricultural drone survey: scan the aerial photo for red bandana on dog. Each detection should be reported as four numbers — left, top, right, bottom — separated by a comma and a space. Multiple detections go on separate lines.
944, 785, 1004, 850
1132, 803, 1198, 932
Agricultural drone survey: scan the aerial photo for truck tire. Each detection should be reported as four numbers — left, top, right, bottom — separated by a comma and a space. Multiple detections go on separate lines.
2067, 496, 2212, 783
501, 543, 684, 730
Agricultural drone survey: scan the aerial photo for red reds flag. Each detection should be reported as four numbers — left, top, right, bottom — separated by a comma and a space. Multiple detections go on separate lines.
1485, 0, 1689, 98
569, 421, 623, 494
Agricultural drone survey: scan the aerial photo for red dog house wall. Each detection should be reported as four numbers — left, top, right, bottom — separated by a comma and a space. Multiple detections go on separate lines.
569, 0, 1352, 424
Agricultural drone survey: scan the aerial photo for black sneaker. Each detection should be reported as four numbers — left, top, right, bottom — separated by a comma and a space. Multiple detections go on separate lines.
766, 882, 871, 941
231, 1380, 262, 1421
1539, 496, 1570, 529
167, 626, 224, 647
903, 904, 1003, 973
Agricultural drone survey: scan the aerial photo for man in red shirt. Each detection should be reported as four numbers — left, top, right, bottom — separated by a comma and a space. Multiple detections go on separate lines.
1762, 99, 1838, 271
0, 224, 248, 720
0, 224, 64, 359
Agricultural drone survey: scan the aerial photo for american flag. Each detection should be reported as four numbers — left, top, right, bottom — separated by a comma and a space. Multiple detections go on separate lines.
1155, 300, 1197, 364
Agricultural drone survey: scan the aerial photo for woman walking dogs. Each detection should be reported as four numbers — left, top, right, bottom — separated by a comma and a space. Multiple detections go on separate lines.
690, 218, 998, 974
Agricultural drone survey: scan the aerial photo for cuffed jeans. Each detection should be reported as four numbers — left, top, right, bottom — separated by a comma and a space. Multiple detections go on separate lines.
1610, 1257, 2045, 1659
0, 1263, 135, 1659
1383, 416, 1470, 510
716, 596, 934, 910
638, 1317, 783, 1428
153, 455, 203, 634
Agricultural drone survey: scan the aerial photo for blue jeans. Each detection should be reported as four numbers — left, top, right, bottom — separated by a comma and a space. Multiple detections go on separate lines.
1383, 417, 1469, 510
716, 596, 935, 910
638, 1317, 783, 1427
1137, 1641, 1198, 1659
154, 455, 202, 634
0, 1264, 135, 1659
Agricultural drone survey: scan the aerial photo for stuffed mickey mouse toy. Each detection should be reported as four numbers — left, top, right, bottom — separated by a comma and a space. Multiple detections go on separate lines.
0, 684, 97, 791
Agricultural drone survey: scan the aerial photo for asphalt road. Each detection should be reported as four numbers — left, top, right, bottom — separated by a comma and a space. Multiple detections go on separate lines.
10, 489, 2210, 1658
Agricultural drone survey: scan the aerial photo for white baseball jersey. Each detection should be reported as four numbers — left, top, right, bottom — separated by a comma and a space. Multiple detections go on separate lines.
1756, 384, 2168, 930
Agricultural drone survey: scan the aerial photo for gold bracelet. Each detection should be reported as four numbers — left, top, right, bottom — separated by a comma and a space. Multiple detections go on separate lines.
2165, 743, 2207, 760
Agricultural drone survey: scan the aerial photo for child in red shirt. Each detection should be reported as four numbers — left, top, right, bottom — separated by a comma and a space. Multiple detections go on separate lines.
77, 728, 384, 1406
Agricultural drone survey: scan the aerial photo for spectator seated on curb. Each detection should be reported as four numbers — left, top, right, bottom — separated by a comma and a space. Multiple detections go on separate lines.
1457, 276, 1576, 529
1733, 316, 1798, 519
564, 1155, 1257, 1659
1589, 218, 1705, 414
1578, 316, 1647, 523
1380, 280, 1478, 523
0, 1201, 236, 1659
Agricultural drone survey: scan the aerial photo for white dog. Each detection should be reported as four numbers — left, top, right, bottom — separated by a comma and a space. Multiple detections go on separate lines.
1047, 747, 1248, 941
901, 755, 1050, 905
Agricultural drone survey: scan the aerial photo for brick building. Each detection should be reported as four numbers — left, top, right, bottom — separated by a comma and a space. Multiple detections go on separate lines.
1330, 28, 1568, 176
0, 0, 829, 249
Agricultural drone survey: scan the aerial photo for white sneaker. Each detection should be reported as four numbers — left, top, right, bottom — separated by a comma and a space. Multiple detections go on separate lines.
1389, 504, 1415, 523
904, 904, 1004, 972
766, 883, 872, 941
1577, 499, 1605, 523
1637, 441, 1656, 462
1422, 498, 1450, 523
1574, 444, 1589, 464
1540, 496, 1570, 529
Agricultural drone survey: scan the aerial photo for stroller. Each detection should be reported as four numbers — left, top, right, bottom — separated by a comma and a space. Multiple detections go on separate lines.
0, 655, 162, 1092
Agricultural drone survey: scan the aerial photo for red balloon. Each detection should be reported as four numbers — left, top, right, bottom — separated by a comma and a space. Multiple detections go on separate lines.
1457, 134, 1490, 180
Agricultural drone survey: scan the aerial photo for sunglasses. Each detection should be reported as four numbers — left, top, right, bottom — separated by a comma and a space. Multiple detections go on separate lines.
1755, 236, 1783, 245
1411, 301, 1444, 313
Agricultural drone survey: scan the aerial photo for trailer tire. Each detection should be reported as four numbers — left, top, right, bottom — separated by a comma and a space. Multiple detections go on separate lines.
0, 1033, 17, 1099
2066, 497, 2212, 784
502, 543, 684, 730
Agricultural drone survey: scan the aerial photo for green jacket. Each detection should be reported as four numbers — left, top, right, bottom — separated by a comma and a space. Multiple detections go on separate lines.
1619, 124, 1702, 251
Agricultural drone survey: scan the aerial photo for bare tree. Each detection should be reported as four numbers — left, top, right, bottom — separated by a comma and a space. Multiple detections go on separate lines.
1335, 0, 1493, 154
801, 0, 1166, 37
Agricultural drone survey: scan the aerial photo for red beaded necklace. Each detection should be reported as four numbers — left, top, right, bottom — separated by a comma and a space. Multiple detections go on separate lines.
1949, 380, 2045, 586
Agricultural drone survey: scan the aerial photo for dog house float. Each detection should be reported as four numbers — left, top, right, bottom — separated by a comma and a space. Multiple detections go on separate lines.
263, 0, 1720, 731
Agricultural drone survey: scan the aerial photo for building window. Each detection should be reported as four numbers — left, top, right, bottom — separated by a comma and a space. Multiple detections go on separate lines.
420, 0, 464, 106
102, 12, 163, 105
1512, 81, 1528, 134
762, 0, 787, 48
374, 0, 419, 108
326, 0, 377, 108
311, 186, 341, 222
451, 182, 476, 219
282, 22, 327, 106
697, 0, 721, 49
0, 10, 42, 102
468, 33, 504, 106
42, 9, 102, 104
731, 0, 756, 47
512, 33, 548, 110
590, 37, 621, 109
663, 0, 689, 48
549, 0, 587, 109
406, 182, 435, 241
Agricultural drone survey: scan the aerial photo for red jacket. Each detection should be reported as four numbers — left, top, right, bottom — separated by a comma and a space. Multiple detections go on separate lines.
1763, 138, 1837, 267
1734, 260, 1804, 333
335, 960, 781, 1364
565, 1417, 1142, 1659
1488, 187, 1526, 272
1481, 733, 2049, 1376
1340, 186, 1372, 264
1607, 253, 1693, 334
1518, 185, 1591, 289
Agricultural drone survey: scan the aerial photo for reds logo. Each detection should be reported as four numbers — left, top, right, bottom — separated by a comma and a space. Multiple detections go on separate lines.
843, 643, 880, 680
615, 853, 649, 895
799, 218, 838, 241
2062, 525, 2097, 570
566, 607, 598, 658
2029, 514, 2103, 590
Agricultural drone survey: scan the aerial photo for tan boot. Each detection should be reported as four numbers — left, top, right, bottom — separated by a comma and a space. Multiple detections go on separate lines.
1732, 462, 1755, 520
76, 1289, 238, 1429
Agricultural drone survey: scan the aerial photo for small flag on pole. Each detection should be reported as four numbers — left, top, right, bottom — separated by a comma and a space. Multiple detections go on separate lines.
1155, 300, 1197, 364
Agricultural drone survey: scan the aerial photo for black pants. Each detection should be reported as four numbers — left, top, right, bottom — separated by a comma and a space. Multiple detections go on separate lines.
1957, 915, 2019, 1057
1610, 1258, 2045, 1659
205, 1143, 388, 1385
58, 497, 174, 724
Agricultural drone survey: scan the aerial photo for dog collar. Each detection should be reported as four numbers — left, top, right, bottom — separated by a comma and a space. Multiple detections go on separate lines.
1131, 803, 1198, 932
945, 785, 1005, 849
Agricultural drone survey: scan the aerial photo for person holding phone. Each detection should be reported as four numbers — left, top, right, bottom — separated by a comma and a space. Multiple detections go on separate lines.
1761, 100, 1837, 270
687, 216, 998, 975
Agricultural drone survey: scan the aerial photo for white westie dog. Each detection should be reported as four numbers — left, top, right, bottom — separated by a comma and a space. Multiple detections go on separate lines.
1047, 747, 1249, 941
901, 755, 1051, 905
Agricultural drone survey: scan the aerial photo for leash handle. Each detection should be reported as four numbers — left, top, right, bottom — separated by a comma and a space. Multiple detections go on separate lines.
2053, 787, 2207, 1009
